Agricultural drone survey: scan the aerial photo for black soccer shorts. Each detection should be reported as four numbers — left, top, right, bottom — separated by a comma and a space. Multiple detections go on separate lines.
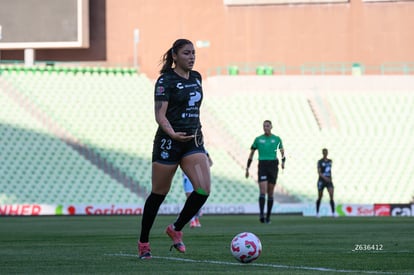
257, 160, 279, 184
152, 133, 205, 164
317, 179, 334, 191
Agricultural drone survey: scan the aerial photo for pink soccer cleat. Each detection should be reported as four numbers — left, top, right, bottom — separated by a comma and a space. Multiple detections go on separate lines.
138, 241, 152, 259
165, 224, 186, 253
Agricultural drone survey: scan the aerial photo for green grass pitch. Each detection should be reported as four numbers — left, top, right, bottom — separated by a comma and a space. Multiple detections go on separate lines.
1, 215, 413, 274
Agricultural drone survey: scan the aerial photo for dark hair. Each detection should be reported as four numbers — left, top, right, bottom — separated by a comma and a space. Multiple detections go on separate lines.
263, 120, 272, 125
160, 39, 193, 74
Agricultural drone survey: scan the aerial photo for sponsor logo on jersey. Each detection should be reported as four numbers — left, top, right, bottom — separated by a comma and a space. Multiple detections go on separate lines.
184, 83, 198, 88
188, 91, 201, 106
176, 83, 184, 89
156, 86, 165, 95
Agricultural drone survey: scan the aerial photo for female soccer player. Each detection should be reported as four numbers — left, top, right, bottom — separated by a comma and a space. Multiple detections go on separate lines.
316, 148, 336, 217
245, 120, 285, 224
138, 39, 211, 259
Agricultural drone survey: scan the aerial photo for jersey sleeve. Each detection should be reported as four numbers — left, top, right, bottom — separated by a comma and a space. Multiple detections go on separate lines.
154, 75, 170, 102
250, 137, 258, 150
191, 70, 202, 84
278, 138, 284, 149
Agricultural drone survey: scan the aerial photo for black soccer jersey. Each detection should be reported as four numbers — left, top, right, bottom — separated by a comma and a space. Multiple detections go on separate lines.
154, 69, 203, 135
318, 158, 332, 178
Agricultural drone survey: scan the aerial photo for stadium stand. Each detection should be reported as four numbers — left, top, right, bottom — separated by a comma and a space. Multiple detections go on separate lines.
0, 67, 148, 205
1, 67, 413, 207
204, 76, 414, 204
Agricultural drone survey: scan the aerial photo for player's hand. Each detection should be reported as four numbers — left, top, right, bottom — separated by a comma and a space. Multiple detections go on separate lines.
172, 132, 194, 142
281, 163, 285, 169
245, 169, 249, 178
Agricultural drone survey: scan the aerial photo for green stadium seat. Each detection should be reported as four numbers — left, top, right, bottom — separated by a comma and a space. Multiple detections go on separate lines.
228, 66, 239, 75
2, 68, 413, 206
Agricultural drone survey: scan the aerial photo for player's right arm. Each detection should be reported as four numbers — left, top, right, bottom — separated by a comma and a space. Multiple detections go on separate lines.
245, 148, 256, 178
154, 100, 192, 142
206, 152, 214, 167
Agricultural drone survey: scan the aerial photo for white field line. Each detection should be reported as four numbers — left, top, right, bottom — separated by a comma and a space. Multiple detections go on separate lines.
104, 253, 409, 274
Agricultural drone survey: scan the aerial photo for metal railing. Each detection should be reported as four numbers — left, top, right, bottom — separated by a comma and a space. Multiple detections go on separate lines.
207, 62, 414, 76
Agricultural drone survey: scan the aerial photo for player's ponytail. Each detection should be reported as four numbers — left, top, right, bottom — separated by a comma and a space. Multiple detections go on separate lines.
160, 48, 174, 74
160, 38, 193, 74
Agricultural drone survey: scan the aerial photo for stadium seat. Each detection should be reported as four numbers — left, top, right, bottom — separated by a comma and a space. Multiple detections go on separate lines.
2, 69, 413, 206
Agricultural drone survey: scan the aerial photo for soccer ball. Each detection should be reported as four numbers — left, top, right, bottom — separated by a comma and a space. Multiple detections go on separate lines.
230, 232, 262, 263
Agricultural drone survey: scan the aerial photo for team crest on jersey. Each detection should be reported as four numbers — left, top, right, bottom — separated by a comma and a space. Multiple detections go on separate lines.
156, 86, 165, 95
161, 151, 169, 159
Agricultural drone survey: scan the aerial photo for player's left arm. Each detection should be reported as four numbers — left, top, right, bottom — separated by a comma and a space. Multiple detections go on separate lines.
280, 148, 286, 169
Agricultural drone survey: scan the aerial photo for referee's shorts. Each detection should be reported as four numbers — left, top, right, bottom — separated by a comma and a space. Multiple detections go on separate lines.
258, 160, 279, 184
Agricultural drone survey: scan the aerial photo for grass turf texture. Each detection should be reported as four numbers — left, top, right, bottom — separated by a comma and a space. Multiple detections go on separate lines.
0, 215, 413, 274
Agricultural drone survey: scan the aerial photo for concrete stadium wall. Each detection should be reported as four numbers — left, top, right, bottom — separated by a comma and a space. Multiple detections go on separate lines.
104, 0, 414, 78
205, 75, 414, 94
1, 0, 414, 79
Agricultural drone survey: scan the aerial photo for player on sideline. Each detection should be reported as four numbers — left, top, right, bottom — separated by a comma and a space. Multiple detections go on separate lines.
316, 148, 336, 217
246, 120, 285, 224
138, 39, 211, 259
182, 150, 213, 228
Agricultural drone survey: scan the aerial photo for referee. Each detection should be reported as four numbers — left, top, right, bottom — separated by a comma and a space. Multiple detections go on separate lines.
246, 120, 285, 224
